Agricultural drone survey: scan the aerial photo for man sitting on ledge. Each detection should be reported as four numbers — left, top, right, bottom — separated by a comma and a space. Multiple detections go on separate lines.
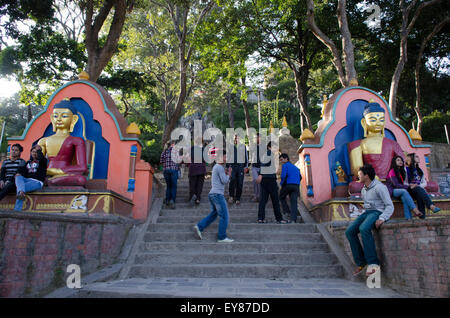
345, 164, 394, 277
38, 100, 87, 187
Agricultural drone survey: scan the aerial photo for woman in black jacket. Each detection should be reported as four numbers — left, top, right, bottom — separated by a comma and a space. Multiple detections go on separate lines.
14, 144, 47, 211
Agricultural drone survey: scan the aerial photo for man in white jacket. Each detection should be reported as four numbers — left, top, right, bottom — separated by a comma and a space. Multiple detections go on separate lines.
345, 164, 394, 276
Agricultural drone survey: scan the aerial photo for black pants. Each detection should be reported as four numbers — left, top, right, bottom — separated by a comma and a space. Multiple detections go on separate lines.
258, 178, 282, 222
189, 174, 205, 201
408, 186, 433, 219
0, 181, 17, 201
280, 184, 299, 222
229, 165, 244, 201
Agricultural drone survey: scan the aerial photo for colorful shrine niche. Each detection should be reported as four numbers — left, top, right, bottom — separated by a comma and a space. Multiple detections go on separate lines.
297, 86, 437, 209
7, 77, 154, 220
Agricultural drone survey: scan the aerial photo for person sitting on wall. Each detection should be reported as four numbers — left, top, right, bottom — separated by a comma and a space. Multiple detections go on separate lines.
38, 100, 88, 187
386, 155, 423, 220
345, 164, 394, 277
348, 102, 404, 193
405, 153, 440, 218
0, 144, 26, 201
14, 145, 47, 211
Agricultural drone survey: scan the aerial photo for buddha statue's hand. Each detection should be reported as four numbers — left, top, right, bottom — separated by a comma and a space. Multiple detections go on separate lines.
47, 168, 67, 176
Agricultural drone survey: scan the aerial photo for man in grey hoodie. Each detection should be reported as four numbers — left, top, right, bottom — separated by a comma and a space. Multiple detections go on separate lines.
345, 164, 394, 276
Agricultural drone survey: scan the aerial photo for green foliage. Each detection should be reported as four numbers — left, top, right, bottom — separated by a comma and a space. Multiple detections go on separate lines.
0, 94, 43, 152
421, 111, 450, 143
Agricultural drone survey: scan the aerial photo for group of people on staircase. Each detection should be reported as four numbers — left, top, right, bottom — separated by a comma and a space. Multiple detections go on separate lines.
160, 133, 304, 243
159, 124, 441, 280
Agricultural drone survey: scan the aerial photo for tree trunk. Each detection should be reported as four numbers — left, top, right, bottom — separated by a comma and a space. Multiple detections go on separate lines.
226, 91, 234, 128
306, 0, 347, 87
337, 0, 357, 84
389, 0, 442, 118
84, 0, 133, 82
240, 76, 251, 131
292, 67, 312, 131
160, 0, 215, 145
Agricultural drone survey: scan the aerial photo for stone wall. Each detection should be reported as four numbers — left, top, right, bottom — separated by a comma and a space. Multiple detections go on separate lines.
0, 211, 136, 297
329, 217, 449, 298
427, 142, 450, 170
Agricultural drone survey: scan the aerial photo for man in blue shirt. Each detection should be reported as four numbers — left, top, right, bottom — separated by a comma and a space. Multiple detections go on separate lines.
279, 153, 302, 223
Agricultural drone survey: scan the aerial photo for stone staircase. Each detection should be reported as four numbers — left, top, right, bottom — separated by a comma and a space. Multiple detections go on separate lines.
125, 175, 344, 280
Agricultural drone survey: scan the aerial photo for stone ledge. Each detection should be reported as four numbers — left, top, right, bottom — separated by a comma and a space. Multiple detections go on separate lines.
0, 209, 141, 225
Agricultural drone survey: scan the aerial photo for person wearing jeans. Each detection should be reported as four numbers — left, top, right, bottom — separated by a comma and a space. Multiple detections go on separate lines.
345, 164, 394, 277
279, 153, 302, 223
14, 145, 47, 211
385, 156, 422, 220
160, 141, 180, 209
194, 150, 234, 242
405, 153, 440, 218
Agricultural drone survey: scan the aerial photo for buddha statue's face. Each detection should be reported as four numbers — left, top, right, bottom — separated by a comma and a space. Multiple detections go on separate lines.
362, 112, 385, 135
51, 108, 78, 133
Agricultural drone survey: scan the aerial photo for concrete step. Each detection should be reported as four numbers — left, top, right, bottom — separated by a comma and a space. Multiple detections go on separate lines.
143, 231, 324, 242
134, 252, 338, 266
138, 241, 331, 253
128, 264, 344, 279
159, 209, 282, 220
147, 223, 316, 233
160, 202, 276, 210
157, 215, 283, 224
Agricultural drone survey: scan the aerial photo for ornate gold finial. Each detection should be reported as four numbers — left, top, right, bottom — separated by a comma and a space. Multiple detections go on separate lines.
126, 122, 141, 136
349, 78, 358, 86
299, 128, 314, 142
78, 71, 90, 80
282, 116, 288, 128
321, 95, 328, 118
408, 129, 422, 141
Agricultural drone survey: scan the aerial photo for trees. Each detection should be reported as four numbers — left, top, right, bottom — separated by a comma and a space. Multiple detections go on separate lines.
306, 0, 358, 87
83, 0, 136, 82
158, 0, 215, 145
388, 0, 444, 118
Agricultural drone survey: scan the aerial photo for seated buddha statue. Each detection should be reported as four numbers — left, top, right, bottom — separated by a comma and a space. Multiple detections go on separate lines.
38, 100, 88, 187
347, 102, 404, 193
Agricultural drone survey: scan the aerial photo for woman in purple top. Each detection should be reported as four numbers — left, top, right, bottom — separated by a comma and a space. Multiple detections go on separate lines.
385, 156, 422, 219
405, 153, 440, 218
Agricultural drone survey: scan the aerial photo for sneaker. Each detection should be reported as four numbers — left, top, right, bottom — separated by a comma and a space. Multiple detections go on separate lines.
169, 200, 176, 209
217, 237, 234, 243
352, 265, 367, 276
235, 200, 240, 205
193, 225, 202, 240
432, 206, 441, 213
228, 197, 234, 204
189, 194, 197, 206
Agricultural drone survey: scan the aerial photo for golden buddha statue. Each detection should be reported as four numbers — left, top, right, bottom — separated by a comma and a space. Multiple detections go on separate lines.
38, 100, 87, 186
348, 102, 404, 191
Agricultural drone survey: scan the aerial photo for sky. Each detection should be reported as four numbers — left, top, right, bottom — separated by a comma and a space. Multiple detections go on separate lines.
0, 78, 20, 98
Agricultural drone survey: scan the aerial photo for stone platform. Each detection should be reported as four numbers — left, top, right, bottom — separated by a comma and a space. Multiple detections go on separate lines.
307, 195, 450, 223
0, 187, 134, 217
